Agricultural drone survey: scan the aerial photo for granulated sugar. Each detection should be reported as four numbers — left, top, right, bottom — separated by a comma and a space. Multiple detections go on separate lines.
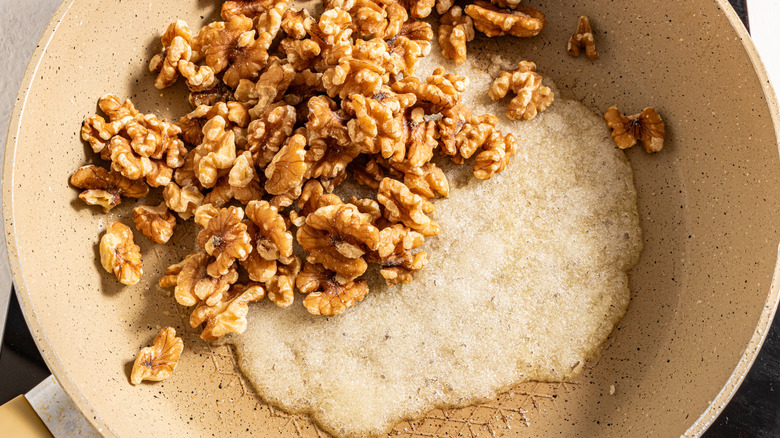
229, 50, 642, 437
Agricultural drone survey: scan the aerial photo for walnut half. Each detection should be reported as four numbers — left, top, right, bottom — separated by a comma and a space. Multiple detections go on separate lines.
465, 1, 545, 38
130, 327, 184, 385
100, 222, 143, 285
297, 263, 369, 316
133, 203, 177, 244
489, 61, 553, 121
70, 165, 149, 212
604, 106, 666, 153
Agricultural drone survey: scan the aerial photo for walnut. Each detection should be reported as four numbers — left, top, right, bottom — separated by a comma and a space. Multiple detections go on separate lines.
132, 203, 177, 244
148, 20, 216, 91
81, 95, 138, 154
308, 8, 354, 70
222, 0, 275, 19
306, 96, 360, 179
189, 81, 235, 107
178, 102, 250, 145
196, 206, 253, 277
377, 178, 439, 236
398, 0, 434, 18
473, 130, 517, 179
403, 107, 438, 167
99, 222, 143, 286
604, 106, 665, 153
228, 151, 255, 189
435, 0, 454, 14
159, 250, 239, 307
123, 113, 187, 170
266, 256, 301, 307
403, 162, 449, 199
343, 89, 416, 160
438, 6, 475, 65
306, 96, 350, 147
489, 61, 553, 121
235, 59, 295, 119
297, 263, 369, 316
297, 203, 381, 282
322, 38, 390, 99
281, 8, 313, 39
130, 327, 183, 385
247, 103, 296, 167
285, 69, 326, 107
70, 165, 148, 212
245, 200, 294, 261
265, 132, 308, 195
232, 174, 265, 204
386, 20, 433, 76
391, 67, 466, 114
465, 1, 546, 38
240, 221, 278, 282
192, 116, 237, 188
352, 157, 386, 190
190, 283, 265, 341
568, 16, 598, 60
373, 223, 427, 285
198, 13, 280, 88
163, 182, 204, 220
289, 179, 327, 226
437, 104, 501, 163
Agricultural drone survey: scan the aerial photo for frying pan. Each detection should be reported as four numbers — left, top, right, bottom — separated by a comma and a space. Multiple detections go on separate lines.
4, 0, 780, 436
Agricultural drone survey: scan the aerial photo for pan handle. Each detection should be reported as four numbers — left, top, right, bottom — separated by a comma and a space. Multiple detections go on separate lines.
0, 395, 53, 438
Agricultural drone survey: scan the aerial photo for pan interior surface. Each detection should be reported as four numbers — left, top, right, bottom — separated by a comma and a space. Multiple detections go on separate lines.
3, 0, 779, 437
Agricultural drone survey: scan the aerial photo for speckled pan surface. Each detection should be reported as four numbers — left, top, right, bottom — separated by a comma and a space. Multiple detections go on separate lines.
3, 0, 779, 436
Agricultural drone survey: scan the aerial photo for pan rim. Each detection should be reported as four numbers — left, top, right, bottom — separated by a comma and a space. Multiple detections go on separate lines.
2, 0, 779, 437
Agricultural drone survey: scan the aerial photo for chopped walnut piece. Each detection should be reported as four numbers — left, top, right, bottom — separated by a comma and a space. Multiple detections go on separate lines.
377, 178, 439, 236
465, 1, 546, 38
130, 327, 183, 385
163, 182, 204, 220
197, 206, 253, 277
404, 162, 449, 199
343, 89, 416, 160
192, 115, 237, 188
240, 221, 278, 282
190, 283, 265, 341
266, 256, 301, 307
70, 165, 148, 212
322, 38, 390, 99
246, 200, 294, 260
307, 96, 360, 179
473, 130, 517, 179
160, 250, 239, 307
100, 222, 143, 286
568, 16, 598, 60
386, 20, 433, 76
297, 263, 369, 316
604, 106, 666, 153
289, 179, 327, 227
489, 61, 553, 121
133, 203, 177, 244
247, 103, 296, 167
438, 6, 475, 65
265, 132, 308, 195
297, 203, 381, 282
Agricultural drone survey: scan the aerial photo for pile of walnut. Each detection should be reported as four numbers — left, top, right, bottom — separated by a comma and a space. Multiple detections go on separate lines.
71, 0, 562, 354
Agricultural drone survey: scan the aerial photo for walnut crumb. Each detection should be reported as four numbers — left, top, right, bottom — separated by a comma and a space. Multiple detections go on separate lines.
130, 327, 183, 385
604, 106, 666, 153
568, 16, 598, 60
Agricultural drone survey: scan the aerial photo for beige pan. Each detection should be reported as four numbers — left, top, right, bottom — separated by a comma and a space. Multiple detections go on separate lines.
4, 0, 780, 436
